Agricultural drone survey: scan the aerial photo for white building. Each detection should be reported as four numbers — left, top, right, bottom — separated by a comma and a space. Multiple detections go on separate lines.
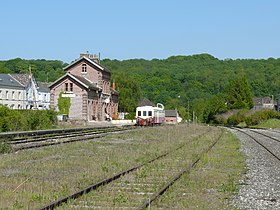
0, 73, 50, 110
37, 82, 50, 109
0, 74, 25, 109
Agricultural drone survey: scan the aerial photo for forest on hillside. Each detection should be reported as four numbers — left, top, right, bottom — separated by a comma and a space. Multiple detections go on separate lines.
1, 54, 280, 122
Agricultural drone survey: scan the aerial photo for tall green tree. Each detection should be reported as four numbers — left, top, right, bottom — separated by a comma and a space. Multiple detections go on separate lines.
112, 73, 142, 113
225, 74, 254, 110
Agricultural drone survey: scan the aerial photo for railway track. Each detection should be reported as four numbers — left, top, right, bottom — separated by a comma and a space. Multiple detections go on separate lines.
6, 126, 136, 151
231, 127, 280, 162
230, 127, 280, 209
37, 127, 223, 210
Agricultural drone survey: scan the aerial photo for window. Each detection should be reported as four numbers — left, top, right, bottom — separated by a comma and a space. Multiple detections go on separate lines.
70, 83, 73, 91
6, 91, 8, 99
148, 111, 152, 116
0, 90, 2, 99
18, 92, 21, 100
12, 91, 15, 100
65, 83, 68, 91
138, 111, 141, 116
82, 64, 87, 73
143, 111, 147, 116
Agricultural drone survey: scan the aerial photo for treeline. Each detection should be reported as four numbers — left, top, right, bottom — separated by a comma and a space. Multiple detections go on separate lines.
0, 58, 66, 82
103, 54, 280, 122
1, 54, 280, 123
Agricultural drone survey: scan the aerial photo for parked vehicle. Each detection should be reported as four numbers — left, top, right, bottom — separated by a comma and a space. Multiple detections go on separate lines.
136, 103, 165, 126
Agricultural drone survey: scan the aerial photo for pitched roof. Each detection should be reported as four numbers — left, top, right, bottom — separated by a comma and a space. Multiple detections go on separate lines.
71, 74, 100, 90
9, 74, 30, 87
37, 82, 50, 92
64, 56, 111, 73
0, 74, 24, 88
253, 97, 273, 105
138, 98, 155, 107
165, 110, 178, 117
49, 73, 101, 91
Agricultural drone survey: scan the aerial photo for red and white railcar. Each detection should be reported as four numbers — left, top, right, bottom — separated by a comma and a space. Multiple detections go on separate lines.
136, 103, 165, 126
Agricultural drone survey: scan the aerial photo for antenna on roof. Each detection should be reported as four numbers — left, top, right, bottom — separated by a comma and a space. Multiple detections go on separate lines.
29, 66, 32, 79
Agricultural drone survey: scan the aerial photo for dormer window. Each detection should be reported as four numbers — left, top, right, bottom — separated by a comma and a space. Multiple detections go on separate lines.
82, 64, 87, 73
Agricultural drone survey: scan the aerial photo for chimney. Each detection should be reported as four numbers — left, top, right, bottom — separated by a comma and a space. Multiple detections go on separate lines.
80, 52, 100, 63
112, 82, 116, 91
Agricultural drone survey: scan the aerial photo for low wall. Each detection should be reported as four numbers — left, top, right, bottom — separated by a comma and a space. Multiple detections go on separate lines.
111, 119, 136, 125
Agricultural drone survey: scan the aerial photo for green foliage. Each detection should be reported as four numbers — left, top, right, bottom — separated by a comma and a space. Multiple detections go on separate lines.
245, 109, 279, 126
0, 105, 58, 132
2, 54, 280, 120
0, 58, 65, 82
0, 105, 23, 132
58, 92, 71, 115
24, 110, 57, 130
103, 54, 277, 119
225, 74, 254, 110
202, 94, 228, 123
112, 73, 142, 113
254, 119, 280, 128
227, 110, 247, 126
0, 142, 12, 154
216, 109, 279, 127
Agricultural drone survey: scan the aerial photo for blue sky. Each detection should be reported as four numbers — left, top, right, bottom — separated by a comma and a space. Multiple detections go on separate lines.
1, 0, 279, 63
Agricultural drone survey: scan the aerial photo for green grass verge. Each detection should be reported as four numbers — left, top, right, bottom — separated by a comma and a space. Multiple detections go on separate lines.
153, 128, 246, 209
253, 118, 280, 129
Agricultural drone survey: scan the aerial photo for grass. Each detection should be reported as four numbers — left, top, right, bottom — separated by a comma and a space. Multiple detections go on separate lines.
152, 129, 245, 210
253, 118, 280, 129
0, 125, 245, 209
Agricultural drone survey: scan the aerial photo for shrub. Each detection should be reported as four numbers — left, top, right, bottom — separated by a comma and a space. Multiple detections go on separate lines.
0, 105, 58, 132
245, 109, 279, 126
226, 110, 247, 126
0, 142, 12, 154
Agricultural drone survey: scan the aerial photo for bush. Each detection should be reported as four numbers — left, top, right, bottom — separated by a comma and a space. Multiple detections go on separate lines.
245, 110, 279, 126
0, 106, 23, 132
0, 105, 58, 132
226, 110, 247, 126
24, 110, 58, 130
0, 142, 12, 154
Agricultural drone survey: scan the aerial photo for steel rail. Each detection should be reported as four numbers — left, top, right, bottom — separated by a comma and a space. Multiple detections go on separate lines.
0, 125, 133, 140
249, 129, 280, 143
232, 127, 280, 162
9, 126, 130, 144
136, 128, 224, 210
36, 127, 213, 210
12, 127, 136, 151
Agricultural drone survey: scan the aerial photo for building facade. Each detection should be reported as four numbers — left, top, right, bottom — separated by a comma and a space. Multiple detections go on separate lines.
49, 53, 118, 121
37, 82, 50, 110
0, 73, 45, 109
0, 74, 25, 109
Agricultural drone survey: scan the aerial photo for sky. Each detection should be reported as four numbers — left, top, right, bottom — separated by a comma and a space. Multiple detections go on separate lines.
1, 0, 280, 63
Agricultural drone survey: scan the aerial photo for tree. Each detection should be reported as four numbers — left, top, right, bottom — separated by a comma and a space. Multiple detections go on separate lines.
225, 74, 254, 110
112, 73, 142, 113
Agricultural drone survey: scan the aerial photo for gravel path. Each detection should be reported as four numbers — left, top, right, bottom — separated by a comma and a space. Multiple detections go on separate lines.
230, 129, 280, 210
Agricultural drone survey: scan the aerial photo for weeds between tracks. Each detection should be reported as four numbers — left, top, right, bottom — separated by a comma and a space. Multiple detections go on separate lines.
0, 124, 245, 209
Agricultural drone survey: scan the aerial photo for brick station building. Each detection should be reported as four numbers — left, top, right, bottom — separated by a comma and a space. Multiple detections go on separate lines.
49, 53, 118, 121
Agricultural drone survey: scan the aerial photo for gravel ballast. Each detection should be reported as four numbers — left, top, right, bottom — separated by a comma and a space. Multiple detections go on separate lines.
230, 129, 280, 210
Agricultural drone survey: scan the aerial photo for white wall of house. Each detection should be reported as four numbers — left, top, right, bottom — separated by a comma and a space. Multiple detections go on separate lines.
0, 87, 25, 109
37, 91, 50, 109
